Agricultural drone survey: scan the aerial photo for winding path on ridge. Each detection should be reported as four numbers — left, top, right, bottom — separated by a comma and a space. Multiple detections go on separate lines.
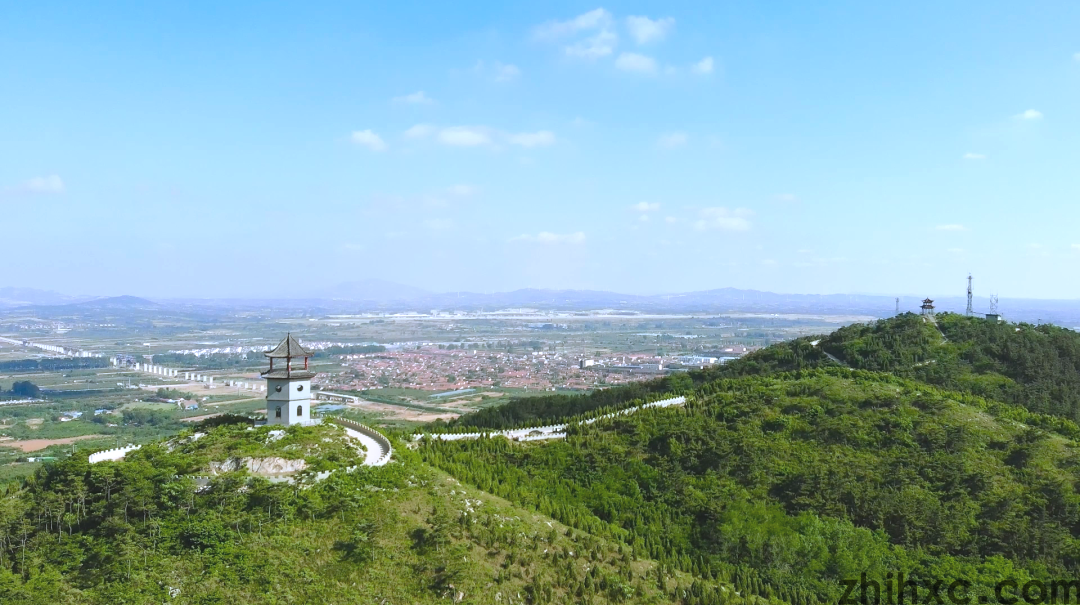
341, 425, 392, 467
88, 421, 394, 468
414, 396, 687, 443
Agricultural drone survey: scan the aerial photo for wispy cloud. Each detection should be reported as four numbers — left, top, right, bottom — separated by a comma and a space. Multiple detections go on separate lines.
404, 124, 435, 139
657, 131, 687, 149
566, 30, 618, 59
535, 9, 617, 59
1014, 109, 1043, 120
510, 231, 586, 244
406, 125, 555, 149
393, 91, 435, 105
447, 184, 478, 197
438, 127, 492, 147
351, 130, 388, 151
615, 52, 657, 74
492, 62, 521, 82
423, 218, 455, 231
473, 60, 521, 82
694, 207, 752, 231
962, 153, 986, 160
691, 56, 714, 74
534, 8, 612, 39
632, 202, 660, 212
625, 16, 674, 45
1074, 52, 1080, 62
508, 131, 556, 148
776, 193, 798, 202
934, 224, 968, 231
18, 175, 66, 194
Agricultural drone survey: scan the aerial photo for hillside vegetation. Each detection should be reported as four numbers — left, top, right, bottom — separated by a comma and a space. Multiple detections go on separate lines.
422, 368, 1080, 602
422, 314, 1080, 602
8, 313, 1080, 603
0, 423, 735, 604
450, 313, 1080, 429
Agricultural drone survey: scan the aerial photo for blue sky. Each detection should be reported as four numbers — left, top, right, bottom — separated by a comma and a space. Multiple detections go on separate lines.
3, 1, 1080, 299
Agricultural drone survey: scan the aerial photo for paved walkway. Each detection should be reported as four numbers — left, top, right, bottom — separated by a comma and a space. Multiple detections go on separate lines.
415, 395, 687, 442
342, 426, 391, 466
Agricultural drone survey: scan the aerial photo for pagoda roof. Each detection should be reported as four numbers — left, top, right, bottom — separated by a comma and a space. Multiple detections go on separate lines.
261, 369, 316, 379
265, 334, 312, 359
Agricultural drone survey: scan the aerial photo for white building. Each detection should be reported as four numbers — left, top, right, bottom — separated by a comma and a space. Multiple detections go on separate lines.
261, 334, 316, 426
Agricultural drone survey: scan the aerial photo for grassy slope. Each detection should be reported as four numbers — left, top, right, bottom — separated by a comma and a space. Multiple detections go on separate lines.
0, 424, 736, 605
421, 368, 1080, 601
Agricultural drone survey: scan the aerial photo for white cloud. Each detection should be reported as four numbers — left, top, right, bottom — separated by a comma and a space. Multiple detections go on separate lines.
534, 8, 612, 38
405, 125, 556, 149
692, 56, 714, 74
1074, 52, 1080, 62
632, 202, 660, 212
404, 123, 435, 139
776, 193, 798, 202
438, 127, 492, 147
1015, 109, 1043, 120
474, 60, 522, 82
423, 218, 455, 231
934, 224, 968, 231
615, 52, 657, 74
393, 91, 435, 105
694, 207, 752, 231
665, 216, 678, 224
963, 153, 986, 160
566, 30, 618, 59
508, 131, 556, 147
535, 9, 617, 59
511, 231, 586, 244
447, 184, 477, 197
351, 130, 387, 151
625, 16, 674, 45
21, 175, 65, 194
493, 62, 521, 82
658, 131, 688, 149
1071, 243, 1080, 250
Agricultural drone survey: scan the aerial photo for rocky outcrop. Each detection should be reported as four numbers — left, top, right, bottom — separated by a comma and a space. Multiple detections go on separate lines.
208, 456, 307, 476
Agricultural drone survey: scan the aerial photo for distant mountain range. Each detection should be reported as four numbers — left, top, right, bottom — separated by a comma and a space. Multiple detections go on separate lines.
0, 287, 90, 308
5, 282, 1080, 326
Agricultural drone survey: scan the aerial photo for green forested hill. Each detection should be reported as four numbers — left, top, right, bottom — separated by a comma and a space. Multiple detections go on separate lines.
421, 369, 1080, 602
0, 423, 733, 604
728, 313, 1080, 422
450, 313, 1080, 430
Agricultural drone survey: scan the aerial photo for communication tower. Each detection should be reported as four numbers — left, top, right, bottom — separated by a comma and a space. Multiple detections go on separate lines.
895, 297, 899, 315
986, 294, 1002, 322
966, 274, 973, 317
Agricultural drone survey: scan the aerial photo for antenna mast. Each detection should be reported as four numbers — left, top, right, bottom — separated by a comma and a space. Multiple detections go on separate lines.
895, 297, 899, 315
966, 274, 973, 316
989, 294, 998, 314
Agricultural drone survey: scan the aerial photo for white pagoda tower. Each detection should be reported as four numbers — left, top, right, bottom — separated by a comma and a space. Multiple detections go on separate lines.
261, 333, 315, 426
